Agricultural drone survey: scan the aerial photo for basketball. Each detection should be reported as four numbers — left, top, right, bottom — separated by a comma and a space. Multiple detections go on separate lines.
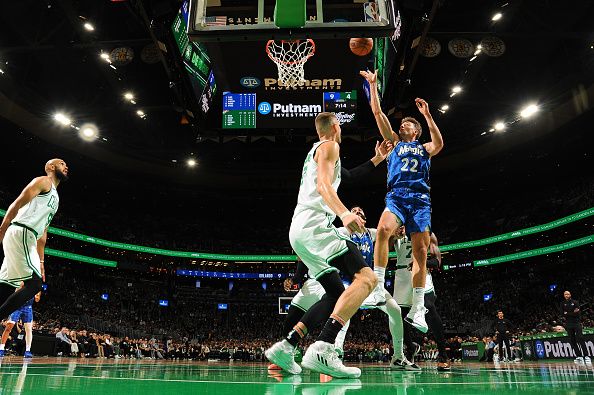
349, 37, 373, 56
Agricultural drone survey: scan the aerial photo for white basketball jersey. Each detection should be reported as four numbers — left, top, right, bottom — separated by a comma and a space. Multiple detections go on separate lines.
13, 182, 59, 239
393, 236, 434, 294
293, 141, 341, 218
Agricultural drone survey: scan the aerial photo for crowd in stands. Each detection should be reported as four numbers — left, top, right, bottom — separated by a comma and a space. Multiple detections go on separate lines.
0, 248, 590, 362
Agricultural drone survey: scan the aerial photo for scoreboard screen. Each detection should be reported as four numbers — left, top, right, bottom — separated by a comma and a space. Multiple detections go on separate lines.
222, 92, 257, 128
323, 91, 357, 125
221, 90, 357, 129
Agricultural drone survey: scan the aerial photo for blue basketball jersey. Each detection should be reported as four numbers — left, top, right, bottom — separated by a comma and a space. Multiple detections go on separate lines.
350, 229, 374, 267
387, 140, 431, 193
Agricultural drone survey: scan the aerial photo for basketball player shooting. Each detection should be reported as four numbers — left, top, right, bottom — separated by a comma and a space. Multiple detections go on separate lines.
360, 70, 444, 333
0, 159, 68, 319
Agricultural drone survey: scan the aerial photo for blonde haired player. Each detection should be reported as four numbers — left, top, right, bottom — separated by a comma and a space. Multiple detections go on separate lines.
266, 112, 377, 378
0, 159, 68, 325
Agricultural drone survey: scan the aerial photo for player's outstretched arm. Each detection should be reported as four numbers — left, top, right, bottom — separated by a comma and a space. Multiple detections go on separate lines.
360, 70, 399, 143
315, 142, 365, 233
341, 141, 392, 184
0, 176, 52, 242
416, 98, 444, 157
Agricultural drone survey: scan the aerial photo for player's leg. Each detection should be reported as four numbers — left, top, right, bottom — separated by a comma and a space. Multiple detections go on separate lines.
404, 231, 430, 333
380, 294, 421, 371
0, 276, 42, 318
23, 322, 33, 357
333, 319, 350, 358
370, 210, 400, 305
302, 242, 376, 378
575, 325, 590, 361
424, 291, 449, 370
266, 272, 344, 374
269, 282, 322, 370
0, 321, 15, 356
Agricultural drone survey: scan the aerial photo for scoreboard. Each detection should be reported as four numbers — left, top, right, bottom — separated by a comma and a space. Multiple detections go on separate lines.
222, 92, 257, 128
221, 90, 357, 129
323, 91, 357, 125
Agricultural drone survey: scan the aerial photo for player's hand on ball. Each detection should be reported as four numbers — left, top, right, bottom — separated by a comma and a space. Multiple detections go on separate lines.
283, 278, 293, 292
359, 70, 377, 84
415, 98, 430, 116
343, 213, 365, 233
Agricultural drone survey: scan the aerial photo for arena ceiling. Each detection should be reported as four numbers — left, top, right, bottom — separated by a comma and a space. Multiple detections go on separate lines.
0, 0, 592, 186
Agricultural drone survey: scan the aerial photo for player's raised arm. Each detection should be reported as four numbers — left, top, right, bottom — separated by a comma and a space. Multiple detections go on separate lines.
0, 177, 51, 242
360, 70, 399, 143
416, 98, 444, 157
341, 140, 391, 184
315, 142, 365, 233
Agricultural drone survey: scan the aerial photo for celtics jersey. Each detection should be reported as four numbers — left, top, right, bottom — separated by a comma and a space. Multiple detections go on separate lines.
394, 236, 434, 294
294, 141, 341, 218
13, 182, 59, 239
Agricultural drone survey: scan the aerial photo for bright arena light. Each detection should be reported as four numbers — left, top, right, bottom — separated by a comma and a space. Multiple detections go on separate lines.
84, 22, 95, 31
187, 159, 196, 167
79, 124, 98, 141
492, 13, 503, 21
494, 122, 506, 131
99, 53, 111, 63
520, 104, 539, 118
450, 86, 462, 97
136, 110, 145, 117
54, 113, 72, 126
124, 92, 134, 101
440, 104, 449, 111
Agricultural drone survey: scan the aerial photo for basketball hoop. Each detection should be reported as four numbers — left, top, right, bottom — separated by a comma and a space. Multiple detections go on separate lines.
266, 39, 315, 88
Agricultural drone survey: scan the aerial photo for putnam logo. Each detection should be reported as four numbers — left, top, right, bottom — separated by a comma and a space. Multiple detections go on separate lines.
263, 103, 322, 118
264, 78, 342, 91
240, 77, 260, 88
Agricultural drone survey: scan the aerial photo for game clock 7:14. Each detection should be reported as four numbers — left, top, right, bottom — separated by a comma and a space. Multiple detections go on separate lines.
323, 91, 357, 126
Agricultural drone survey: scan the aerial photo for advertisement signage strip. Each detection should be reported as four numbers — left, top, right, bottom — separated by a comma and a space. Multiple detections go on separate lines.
441, 207, 594, 251
2, 207, 591, 262
473, 234, 594, 267
177, 269, 288, 279
44, 248, 117, 267
522, 333, 594, 360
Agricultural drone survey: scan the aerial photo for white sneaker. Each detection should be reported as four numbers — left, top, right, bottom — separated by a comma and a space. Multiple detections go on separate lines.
585, 356, 592, 365
361, 284, 386, 307
404, 307, 429, 333
265, 340, 302, 374
302, 341, 361, 378
574, 357, 585, 364
391, 355, 421, 371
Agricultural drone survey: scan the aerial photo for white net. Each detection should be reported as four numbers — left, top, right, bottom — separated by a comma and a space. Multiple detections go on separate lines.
266, 39, 315, 88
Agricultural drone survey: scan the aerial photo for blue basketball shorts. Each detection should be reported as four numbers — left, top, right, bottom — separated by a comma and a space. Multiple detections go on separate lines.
385, 189, 431, 235
8, 306, 33, 324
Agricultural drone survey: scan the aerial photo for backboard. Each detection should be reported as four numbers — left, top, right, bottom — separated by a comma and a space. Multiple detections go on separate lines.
188, 0, 397, 42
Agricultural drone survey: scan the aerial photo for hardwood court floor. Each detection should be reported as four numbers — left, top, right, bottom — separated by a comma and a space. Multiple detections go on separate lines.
1, 357, 593, 394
